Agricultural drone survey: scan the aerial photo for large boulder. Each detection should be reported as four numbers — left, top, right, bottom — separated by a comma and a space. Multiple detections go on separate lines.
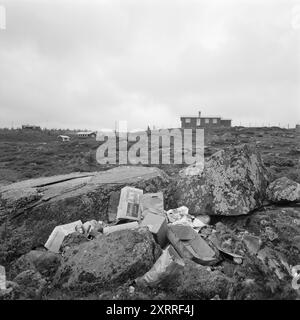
266, 177, 300, 204
52, 227, 161, 295
13, 270, 47, 300
0, 166, 169, 265
9, 250, 61, 279
174, 144, 269, 216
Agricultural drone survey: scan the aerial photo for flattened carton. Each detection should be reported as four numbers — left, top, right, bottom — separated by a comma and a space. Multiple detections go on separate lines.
141, 212, 167, 247
117, 186, 143, 221
103, 221, 139, 235
139, 192, 164, 217
0, 265, 6, 290
167, 224, 219, 266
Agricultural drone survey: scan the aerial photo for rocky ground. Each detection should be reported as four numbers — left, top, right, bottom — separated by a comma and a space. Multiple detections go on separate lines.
0, 126, 299, 300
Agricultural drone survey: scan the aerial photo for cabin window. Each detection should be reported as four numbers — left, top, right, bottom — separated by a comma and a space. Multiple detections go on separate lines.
205, 118, 210, 124
185, 118, 191, 123
213, 118, 217, 124
197, 119, 200, 126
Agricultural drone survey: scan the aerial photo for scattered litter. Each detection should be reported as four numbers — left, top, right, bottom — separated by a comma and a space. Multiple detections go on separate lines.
167, 224, 219, 266
233, 257, 243, 264
129, 286, 135, 294
139, 192, 164, 218
117, 186, 143, 221
166, 206, 208, 231
103, 221, 139, 235
141, 212, 168, 247
0, 265, 6, 290
166, 206, 189, 223
291, 266, 300, 278
76, 220, 104, 239
45, 220, 82, 253
136, 245, 185, 287
192, 217, 207, 230
265, 227, 279, 241
209, 233, 243, 264
195, 215, 211, 225
172, 214, 193, 227
242, 234, 261, 255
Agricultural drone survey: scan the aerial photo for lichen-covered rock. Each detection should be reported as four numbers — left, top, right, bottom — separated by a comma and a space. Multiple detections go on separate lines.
0, 166, 169, 266
52, 227, 162, 295
174, 144, 269, 216
60, 232, 89, 253
13, 270, 47, 299
266, 177, 300, 203
175, 260, 231, 299
9, 250, 61, 279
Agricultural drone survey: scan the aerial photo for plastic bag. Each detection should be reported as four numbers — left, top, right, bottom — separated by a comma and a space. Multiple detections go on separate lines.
136, 245, 185, 287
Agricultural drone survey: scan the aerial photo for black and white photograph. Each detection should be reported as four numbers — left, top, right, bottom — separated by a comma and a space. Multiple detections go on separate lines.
0, 0, 299, 304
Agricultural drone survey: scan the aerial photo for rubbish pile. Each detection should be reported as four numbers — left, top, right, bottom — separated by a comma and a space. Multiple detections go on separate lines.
1, 172, 299, 299
38, 186, 248, 290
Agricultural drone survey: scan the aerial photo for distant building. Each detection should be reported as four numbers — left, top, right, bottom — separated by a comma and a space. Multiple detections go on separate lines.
22, 124, 41, 130
76, 131, 96, 138
58, 135, 70, 142
180, 111, 231, 129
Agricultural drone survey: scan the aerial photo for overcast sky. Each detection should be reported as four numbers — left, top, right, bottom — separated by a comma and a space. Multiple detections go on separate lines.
0, 0, 299, 130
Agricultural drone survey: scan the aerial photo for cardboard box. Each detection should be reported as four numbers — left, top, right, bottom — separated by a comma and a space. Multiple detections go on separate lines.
117, 186, 143, 221
140, 192, 164, 217
103, 221, 139, 235
45, 220, 82, 253
141, 212, 167, 247
166, 224, 219, 266
107, 191, 120, 223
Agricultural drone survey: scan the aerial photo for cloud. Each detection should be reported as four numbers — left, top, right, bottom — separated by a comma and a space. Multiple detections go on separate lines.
0, 0, 299, 130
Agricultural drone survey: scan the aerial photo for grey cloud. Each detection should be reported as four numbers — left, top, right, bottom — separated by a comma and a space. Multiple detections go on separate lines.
0, 0, 299, 130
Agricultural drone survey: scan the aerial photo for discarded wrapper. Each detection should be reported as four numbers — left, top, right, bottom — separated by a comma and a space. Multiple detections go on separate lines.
139, 192, 164, 218
167, 224, 219, 266
0, 265, 6, 290
166, 206, 190, 223
192, 217, 207, 230
195, 215, 211, 225
45, 220, 82, 253
81, 220, 103, 234
103, 221, 139, 235
136, 245, 185, 287
141, 212, 168, 247
117, 186, 143, 221
166, 206, 208, 230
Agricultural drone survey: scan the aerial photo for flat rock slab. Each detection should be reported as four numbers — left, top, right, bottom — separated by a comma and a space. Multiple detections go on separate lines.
52, 228, 161, 294
173, 144, 270, 216
0, 166, 170, 266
